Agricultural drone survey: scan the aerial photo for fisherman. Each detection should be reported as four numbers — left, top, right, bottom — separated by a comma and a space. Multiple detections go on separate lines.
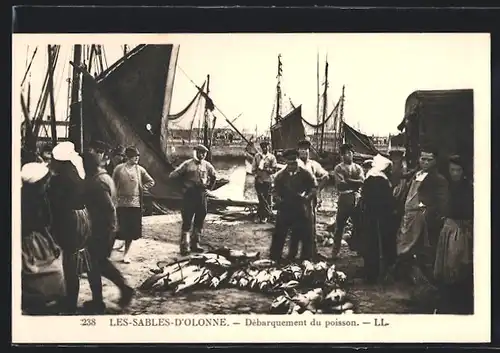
395, 147, 448, 281
107, 145, 126, 175
331, 143, 365, 259
169, 144, 217, 256
271, 148, 317, 263
82, 151, 134, 313
292, 139, 329, 260
87, 140, 107, 161
251, 140, 278, 223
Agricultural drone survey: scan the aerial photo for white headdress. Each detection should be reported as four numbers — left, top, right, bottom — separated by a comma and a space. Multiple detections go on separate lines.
21, 162, 49, 184
52, 141, 86, 179
366, 154, 392, 181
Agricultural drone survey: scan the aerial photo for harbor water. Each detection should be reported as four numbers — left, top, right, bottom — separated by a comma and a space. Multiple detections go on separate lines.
211, 159, 337, 211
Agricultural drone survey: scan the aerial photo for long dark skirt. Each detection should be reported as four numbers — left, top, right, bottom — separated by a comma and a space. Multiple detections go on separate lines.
359, 215, 397, 282
116, 207, 143, 241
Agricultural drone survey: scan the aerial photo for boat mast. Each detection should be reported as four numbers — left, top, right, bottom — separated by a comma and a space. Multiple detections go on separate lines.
69, 44, 83, 152
47, 45, 58, 146
316, 51, 320, 149
319, 57, 329, 153
338, 85, 345, 148
203, 74, 210, 148
275, 54, 283, 124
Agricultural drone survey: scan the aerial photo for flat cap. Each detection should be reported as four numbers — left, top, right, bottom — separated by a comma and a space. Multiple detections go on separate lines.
283, 148, 298, 160
339, 143, 354, 154
297, 139, 311, 149
194, 144, 209, 153
89, 140, 108, 152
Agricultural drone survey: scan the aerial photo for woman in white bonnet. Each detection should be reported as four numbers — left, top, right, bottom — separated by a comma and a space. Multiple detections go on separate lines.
357, 154, 398, 283
47, 141, 94, 314
21, 162, 65, 314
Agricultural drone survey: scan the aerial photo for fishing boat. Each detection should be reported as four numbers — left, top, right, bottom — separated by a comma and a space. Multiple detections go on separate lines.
20, 44, 258, 211
267, 54, 379, 169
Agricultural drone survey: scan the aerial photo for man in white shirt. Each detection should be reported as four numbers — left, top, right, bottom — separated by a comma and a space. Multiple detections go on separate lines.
251, 140, 278, 223
292, 139, 329, 260
331, 143, 365, 259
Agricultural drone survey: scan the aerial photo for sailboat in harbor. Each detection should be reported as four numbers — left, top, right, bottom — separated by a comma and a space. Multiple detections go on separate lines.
20, 44, 259, 211
268, 53, 379, 168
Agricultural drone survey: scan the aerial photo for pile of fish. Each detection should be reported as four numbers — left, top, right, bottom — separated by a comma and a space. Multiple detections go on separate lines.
270, 285, 355, 315
139, 247, 260, 293
138, 247, 355, 314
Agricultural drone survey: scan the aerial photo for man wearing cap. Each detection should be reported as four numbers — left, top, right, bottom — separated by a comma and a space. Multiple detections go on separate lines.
331, 143, 365, 259
271, 148, 317, 262
87, 140, 111, 170
251, 140, 278, 223
107, 145, 126, 175
293, 139, 329, 259
169, 144, 217, 255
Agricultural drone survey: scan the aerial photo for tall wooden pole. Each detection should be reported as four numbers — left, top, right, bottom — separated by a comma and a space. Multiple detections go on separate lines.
319, 59, 329, 153
203, 74, 210, 148
339, 85, 345, 147
70, 45, 83, 152
275, 54, 282, 124
316, 51, 320, 148
47, 45, 58, 145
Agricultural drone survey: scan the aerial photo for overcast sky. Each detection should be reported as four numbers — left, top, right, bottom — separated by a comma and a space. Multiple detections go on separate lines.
13, 33, 489, 136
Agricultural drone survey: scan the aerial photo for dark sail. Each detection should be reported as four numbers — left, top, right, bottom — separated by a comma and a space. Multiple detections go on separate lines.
80, 44, 184, 200
270, 106, 306, 151
343, 122, 379, 156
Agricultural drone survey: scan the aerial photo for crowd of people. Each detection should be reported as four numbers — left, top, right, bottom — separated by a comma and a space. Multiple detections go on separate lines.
249, 140, 474, 315
20, 136, 473, 315
21, 141, 154, 315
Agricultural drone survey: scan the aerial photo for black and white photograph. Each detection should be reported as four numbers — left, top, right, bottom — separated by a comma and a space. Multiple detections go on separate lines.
12, 33, 489, 343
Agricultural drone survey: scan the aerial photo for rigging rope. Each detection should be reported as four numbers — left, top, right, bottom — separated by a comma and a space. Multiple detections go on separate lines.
21, 46, 38, 88
167, 81, 206, 121
54, 47, 69, 106
301, 99, 340, 129
102, 46, 108, 69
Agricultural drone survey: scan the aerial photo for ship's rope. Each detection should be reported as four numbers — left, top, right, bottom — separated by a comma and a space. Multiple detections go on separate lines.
21, 46, 38, 88
301, 99, 339, 129
167, 81, 206, 121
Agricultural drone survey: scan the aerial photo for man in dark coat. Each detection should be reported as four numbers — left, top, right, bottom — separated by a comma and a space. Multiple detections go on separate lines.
82, 151, 134, 314
270, 148, 317, 262
395, 147, 449, 279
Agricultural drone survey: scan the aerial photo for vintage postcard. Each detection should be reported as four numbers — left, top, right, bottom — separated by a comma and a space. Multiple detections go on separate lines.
12, 33, 490, 344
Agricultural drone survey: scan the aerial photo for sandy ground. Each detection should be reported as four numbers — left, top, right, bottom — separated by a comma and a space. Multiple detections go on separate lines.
76, 210, 433, 315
